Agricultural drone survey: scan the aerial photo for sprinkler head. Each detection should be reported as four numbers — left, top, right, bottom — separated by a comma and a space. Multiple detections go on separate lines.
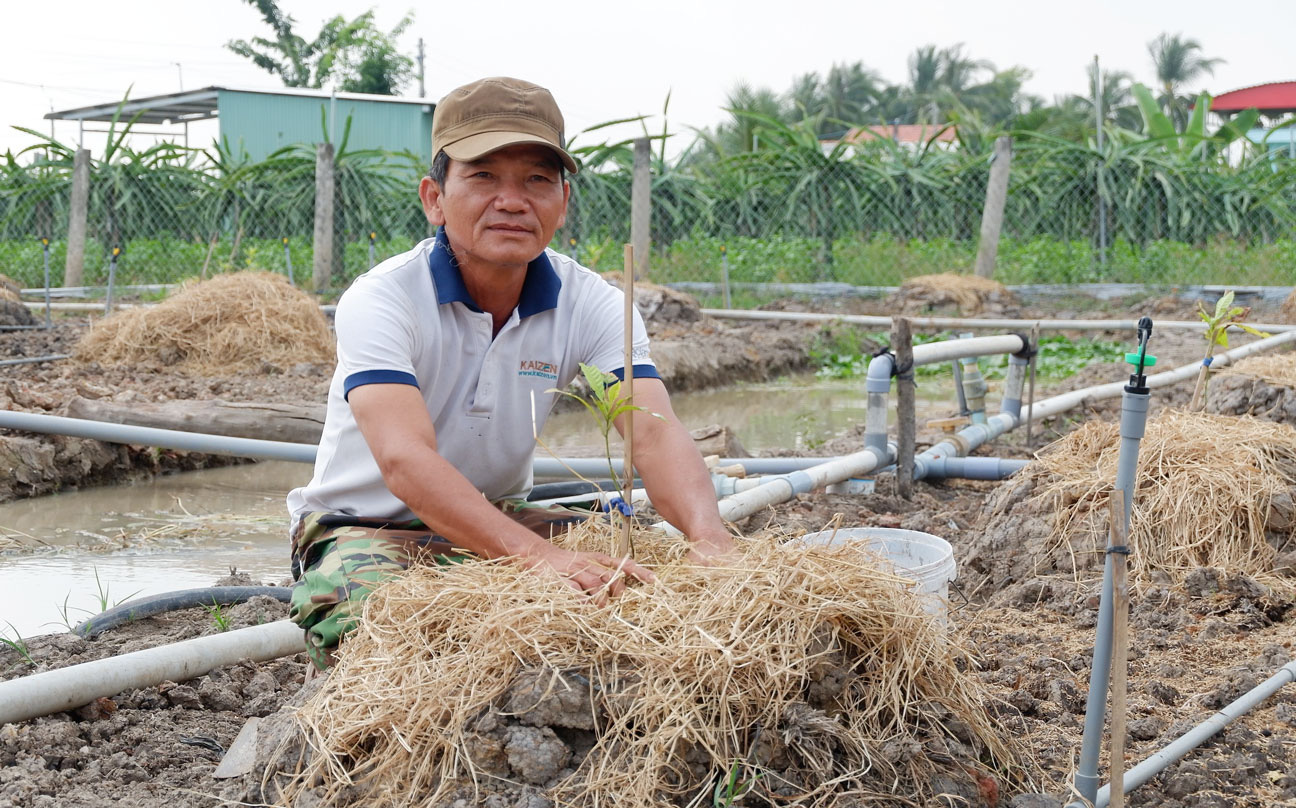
1125, 317, 1156, 395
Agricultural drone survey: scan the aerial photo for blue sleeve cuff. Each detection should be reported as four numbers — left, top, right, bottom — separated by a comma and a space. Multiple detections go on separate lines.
611, 364, 661, 382
343, 369, 419, 400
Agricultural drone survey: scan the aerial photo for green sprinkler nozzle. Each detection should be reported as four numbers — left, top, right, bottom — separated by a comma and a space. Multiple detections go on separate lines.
1125, 316, 1155, 394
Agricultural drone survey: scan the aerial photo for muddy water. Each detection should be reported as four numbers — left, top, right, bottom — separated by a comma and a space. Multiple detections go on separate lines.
1, 374, 972, 638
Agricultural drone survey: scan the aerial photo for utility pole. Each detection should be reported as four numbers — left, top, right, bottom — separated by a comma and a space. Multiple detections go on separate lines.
417, 38, 425, 98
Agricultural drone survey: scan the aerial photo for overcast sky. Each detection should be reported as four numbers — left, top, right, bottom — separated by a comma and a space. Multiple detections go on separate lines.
2, 0, 1292, 158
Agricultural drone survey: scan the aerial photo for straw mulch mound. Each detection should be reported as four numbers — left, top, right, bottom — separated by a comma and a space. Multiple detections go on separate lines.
0, 273, 36, 326
1221, 353, 1296, 390
886, 273, 1016, 316
72, 271, 334, 373
1032, 410, 1296, 587
1281, 288, 1296, 323
263, 526, 1022, 807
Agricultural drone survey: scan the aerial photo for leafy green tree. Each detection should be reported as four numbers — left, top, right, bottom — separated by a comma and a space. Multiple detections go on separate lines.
708, 82, 789, 155
1147, 33, 1225, 129
227, 1, 414, 95
335, 11, 415, 95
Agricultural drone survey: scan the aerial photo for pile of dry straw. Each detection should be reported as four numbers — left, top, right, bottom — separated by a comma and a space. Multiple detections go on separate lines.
277, 524, 1019, 807
73, 271, 334, 373
1035, 408, 1296, 584
1222, 353, 1296, 390
890, 273, 1011, 315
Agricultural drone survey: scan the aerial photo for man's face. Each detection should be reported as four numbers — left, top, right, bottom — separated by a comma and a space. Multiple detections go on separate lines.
419, 143, 570, 270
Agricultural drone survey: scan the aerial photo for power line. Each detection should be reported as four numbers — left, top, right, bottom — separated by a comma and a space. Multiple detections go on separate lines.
0, 77, 120, 93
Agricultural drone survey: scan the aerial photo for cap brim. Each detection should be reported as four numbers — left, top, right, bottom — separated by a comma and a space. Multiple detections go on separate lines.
442, 131, 579, 174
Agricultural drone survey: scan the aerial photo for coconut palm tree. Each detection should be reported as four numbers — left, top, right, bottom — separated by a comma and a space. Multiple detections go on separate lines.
1147, 33, 1225, 129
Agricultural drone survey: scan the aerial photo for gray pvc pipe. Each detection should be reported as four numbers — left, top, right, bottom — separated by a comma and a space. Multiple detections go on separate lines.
0, 409, 318, 463
701, 308, 1296, 334
0, 354, 69, 367
0, 620, 304, 725
1087, 659, 1296, 808
915, 455, 1029, 481
1001, 354, 1028, 419
1074, 389, 1149, 804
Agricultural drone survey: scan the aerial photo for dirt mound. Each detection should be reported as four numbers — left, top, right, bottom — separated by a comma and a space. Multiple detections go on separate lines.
602, 277, 704, 326
885, 272, 1017, 316
964, 410, 1296, 601
72, 271, 334, 373
1211, 354, 1296, 427
238, 526, 1021, 807
0, 274, 36, 326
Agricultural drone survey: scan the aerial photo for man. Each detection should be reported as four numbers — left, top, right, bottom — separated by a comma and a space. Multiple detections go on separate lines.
286, 76, 735, 669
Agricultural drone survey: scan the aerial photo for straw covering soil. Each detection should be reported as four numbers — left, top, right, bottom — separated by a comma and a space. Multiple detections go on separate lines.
1220, 353, 1296, 391
969, 409, 1296, 593
71, 271, 334, 372
250, 525, 1020, 808
885, 273, 1016, 316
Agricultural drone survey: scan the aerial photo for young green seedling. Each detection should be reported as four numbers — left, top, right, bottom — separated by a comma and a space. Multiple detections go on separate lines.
0, 622, 35, 668
550, 363, 662, 554
1190, 291, 1270, 411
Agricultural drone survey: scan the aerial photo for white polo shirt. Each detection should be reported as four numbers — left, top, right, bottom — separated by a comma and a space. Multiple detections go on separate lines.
286, 230, 659, 524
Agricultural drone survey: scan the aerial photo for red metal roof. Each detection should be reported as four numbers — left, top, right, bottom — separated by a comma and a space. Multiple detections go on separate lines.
1210, 82, 1296, 114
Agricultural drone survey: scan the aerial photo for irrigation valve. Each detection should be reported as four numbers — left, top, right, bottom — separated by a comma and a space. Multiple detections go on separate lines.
1124, 316, 1157, 395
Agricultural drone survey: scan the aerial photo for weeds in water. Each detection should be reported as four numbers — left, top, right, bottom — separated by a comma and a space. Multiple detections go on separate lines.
0, 622, 34, 667
46, 593, 80, 632
205, 600, 232, 632
90, 566, 141, 613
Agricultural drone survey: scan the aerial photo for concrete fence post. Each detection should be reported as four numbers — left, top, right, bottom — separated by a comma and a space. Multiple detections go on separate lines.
973, 135, 1013, 279
312, 143, 336, 292
65, 148, 91, 288
630, 137, 651, 279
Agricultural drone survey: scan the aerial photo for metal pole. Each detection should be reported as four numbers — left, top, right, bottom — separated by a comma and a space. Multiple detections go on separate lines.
40, 237, 52, 328
1074, 317, 1154, 806
368, 231, 377, 268
104, 245, 121, 315
416, 38, 425, 98
282, 237, 295, 287
1095, 55, 1108, 269
720, 245, 731, 310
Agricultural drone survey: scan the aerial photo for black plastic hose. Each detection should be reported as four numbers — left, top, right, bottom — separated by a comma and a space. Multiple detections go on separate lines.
72, 586, 291, 638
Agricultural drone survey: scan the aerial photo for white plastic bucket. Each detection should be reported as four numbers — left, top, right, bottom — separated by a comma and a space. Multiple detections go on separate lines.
793, 528, 957, 618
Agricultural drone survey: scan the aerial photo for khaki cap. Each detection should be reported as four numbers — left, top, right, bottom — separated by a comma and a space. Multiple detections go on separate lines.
432, 77, 578, 174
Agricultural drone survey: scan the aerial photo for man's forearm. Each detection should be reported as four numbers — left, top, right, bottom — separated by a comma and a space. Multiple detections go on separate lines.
631, 414, 729, 540
382, 445, 546, 560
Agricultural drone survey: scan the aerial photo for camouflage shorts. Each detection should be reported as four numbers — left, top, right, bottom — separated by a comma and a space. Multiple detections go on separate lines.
288, 501, 591, 670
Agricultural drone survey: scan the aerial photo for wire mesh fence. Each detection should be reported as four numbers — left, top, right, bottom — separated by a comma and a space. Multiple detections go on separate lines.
1, 132, 1293, 297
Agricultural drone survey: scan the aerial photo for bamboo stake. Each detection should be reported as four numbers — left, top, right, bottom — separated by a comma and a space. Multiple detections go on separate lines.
619, 243, 635, 557
1109, 489, 1130, 808
1025, 321, 1039, 448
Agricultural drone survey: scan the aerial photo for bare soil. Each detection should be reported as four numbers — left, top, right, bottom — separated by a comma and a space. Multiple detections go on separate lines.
4, 290, 1296, 807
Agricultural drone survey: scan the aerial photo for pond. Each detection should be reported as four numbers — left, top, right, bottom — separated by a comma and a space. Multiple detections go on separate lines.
0, 373, 976, 637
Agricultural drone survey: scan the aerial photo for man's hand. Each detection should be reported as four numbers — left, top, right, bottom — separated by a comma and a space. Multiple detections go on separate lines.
520, 542, 656, 606
686, 530, 740, 566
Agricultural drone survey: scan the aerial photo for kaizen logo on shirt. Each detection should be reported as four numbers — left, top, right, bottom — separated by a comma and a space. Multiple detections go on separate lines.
518, 360, 559, 381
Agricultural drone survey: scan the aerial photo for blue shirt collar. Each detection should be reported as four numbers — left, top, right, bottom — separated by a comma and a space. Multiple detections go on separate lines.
427, 227, 561, 318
